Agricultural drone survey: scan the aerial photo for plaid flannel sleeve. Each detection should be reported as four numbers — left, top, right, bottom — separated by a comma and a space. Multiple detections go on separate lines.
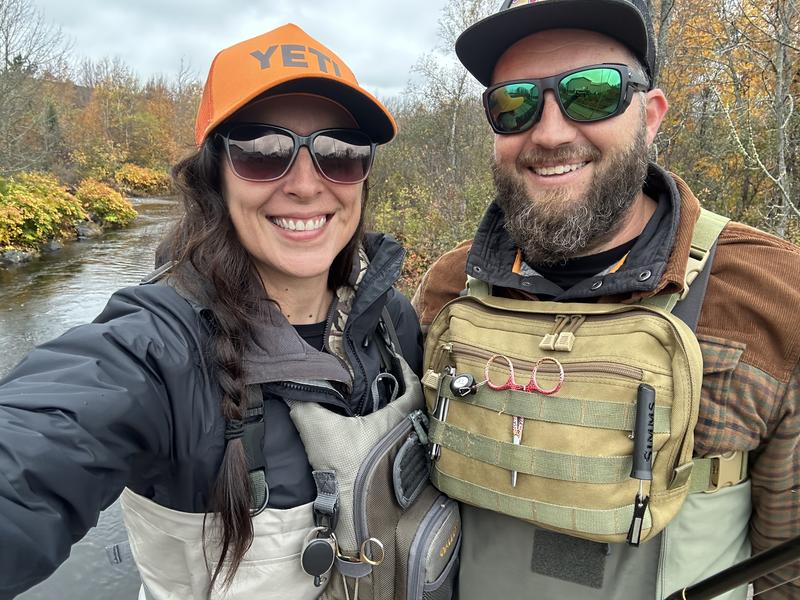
750, 364, 800, 599
694, 335, 799, 599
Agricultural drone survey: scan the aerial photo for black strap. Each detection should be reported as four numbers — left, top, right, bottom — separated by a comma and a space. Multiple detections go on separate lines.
380, 306, 402, 354
138, 260, 175, 285
671, 242, 719, 332
232, 385, 269, 514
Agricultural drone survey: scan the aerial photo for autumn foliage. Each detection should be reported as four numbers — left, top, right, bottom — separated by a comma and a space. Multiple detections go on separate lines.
114, 164, 172, 196
0, 173, 86, 250
75, 179, 137, 228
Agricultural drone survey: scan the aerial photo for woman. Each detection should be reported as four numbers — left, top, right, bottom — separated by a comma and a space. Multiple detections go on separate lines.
0, 23, 422, 599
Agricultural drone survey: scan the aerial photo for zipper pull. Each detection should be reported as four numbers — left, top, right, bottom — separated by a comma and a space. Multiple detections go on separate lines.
626, 492, 649, 546
554, 315, 586, 352
627, 384, 655, 547
408, 410, 429, 445
540, 315, 568, 350
433, 343, 454, 373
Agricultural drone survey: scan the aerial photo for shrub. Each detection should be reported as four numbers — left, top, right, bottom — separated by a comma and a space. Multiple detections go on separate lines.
0, 173, 87, 250
70, 140, 127, 184
114, 163, 171, 196
75, 179, 138, 228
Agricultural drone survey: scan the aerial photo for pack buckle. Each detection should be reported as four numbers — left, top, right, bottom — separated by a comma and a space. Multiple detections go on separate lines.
704, 451, 747, 493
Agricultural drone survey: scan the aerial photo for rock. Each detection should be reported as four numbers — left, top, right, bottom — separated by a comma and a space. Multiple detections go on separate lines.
1, 249, 37, 265
42, 239, 64, 253
75, 220, 103, 240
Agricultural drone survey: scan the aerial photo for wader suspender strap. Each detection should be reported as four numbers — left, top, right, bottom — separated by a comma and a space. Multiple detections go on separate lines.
380, 306, 402, 352
241, 308, 405, 517
242, 385, 269, 514
640, 208, 730, 321
312, 470, 340, 532
136, 263, 271, 512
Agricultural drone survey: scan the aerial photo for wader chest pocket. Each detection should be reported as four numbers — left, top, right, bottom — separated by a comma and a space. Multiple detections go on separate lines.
406, 496, 461, 600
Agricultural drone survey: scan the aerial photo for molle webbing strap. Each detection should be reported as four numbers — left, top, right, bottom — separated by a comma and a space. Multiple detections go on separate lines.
432, 373, 672, 433
428, 418, 654, 484
432, 469, 652, 537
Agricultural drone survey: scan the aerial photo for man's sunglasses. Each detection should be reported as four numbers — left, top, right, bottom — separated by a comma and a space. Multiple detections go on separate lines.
217, 123, 376, 184
483, 64, 649, 135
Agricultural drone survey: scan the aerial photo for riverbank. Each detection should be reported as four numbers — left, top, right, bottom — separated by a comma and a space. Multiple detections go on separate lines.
0, 173, 143, 267
0, 196, 180, 599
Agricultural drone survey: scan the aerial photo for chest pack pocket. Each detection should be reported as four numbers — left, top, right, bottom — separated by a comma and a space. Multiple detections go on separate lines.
421, 209, 743, 546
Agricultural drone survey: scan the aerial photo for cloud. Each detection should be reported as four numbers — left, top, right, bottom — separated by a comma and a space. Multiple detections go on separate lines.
33, 0, 447, 98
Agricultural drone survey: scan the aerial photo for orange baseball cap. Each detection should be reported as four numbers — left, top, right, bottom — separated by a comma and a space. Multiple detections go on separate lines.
195, 23, 397, 145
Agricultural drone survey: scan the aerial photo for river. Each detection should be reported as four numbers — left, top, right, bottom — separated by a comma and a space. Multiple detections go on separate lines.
0, 197, 180, 599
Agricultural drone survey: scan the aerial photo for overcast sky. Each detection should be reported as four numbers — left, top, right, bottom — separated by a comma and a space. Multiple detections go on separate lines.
33, 0, 451, 99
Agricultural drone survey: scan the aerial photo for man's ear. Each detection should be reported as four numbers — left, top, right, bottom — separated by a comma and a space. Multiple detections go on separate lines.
643, 88, 668, 145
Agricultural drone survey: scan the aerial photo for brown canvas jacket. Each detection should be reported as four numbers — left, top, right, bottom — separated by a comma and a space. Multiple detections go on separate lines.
412, 167, 800, 598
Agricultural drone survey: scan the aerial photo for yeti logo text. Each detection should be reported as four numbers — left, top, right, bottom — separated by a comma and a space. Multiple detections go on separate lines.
250, 45, 342, 76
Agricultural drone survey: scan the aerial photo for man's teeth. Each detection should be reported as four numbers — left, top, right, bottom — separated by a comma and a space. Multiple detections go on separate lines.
533, 162, 586, 176
271, 216, 327, 231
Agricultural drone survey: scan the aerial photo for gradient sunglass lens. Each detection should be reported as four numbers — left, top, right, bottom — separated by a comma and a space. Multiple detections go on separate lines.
558, 67, 622, 121
312, 130, 373, 183
224, 125, 374, 183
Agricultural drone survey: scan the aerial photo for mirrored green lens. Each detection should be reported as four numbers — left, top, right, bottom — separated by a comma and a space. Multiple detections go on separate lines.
488, 83, 540, 133
559, 67, 622, 121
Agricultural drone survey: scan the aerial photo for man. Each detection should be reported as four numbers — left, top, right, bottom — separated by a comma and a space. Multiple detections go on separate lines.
412, 0, 800, 598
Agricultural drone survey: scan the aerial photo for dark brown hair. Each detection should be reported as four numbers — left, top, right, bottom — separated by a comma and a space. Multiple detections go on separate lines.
164, 136, 365, 592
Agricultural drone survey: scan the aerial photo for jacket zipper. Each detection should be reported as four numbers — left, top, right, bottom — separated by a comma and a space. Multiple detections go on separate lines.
274, 380, 353, 416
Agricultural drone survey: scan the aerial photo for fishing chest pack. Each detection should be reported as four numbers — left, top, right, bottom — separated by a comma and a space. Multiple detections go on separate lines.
285, 310, 461, 600
421, 209, 748, 548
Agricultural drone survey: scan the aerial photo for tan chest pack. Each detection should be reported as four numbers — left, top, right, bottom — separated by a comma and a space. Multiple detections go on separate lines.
422, 209, 744, 545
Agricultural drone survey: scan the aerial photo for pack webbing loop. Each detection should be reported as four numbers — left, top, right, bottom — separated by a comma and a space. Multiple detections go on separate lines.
431, 469, 652, 537
433, 373, 672, 433
429, 418, 649, 483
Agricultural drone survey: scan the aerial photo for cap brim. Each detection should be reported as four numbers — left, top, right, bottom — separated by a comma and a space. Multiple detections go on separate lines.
255, 77, 396, 145
456, 0, 648, 86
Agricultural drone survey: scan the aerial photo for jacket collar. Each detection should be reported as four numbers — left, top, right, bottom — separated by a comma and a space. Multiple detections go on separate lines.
163, 233, 406, 388
466, 163, 698, 302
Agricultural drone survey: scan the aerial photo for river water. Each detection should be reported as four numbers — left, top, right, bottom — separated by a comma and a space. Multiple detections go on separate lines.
0, 197, 181, 599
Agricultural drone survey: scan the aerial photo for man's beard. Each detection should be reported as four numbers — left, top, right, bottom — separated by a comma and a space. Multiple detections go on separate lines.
492, 122, 649, 267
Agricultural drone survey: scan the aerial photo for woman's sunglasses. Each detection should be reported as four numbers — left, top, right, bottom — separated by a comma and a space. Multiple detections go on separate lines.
217, 123, 376, 184
483, 63, 650, 135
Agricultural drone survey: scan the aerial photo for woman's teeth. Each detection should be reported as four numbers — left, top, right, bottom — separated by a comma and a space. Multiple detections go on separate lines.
270, 216, 327, 231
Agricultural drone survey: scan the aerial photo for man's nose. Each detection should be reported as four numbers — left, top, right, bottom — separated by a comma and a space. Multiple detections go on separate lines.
526, 91, 579, 148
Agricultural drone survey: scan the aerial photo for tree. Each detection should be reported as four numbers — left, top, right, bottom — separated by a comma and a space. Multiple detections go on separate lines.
371, 0, 496, 262
0, 0, 70, 174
